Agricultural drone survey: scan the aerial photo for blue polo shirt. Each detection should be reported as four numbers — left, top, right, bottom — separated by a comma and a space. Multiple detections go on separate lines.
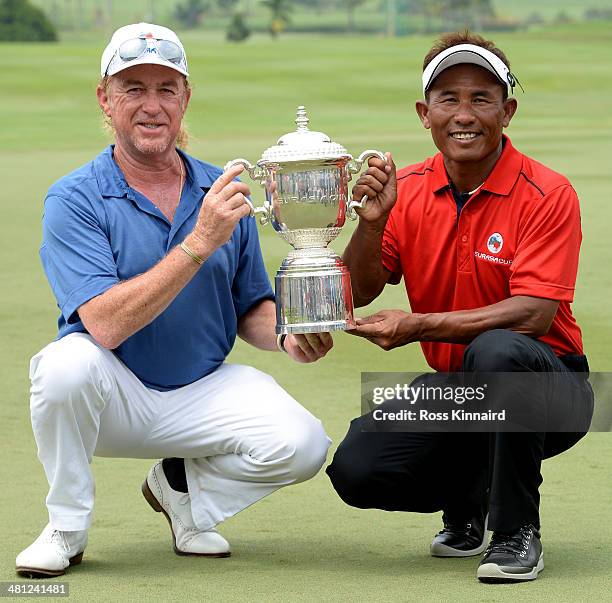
40, 146, 274, 390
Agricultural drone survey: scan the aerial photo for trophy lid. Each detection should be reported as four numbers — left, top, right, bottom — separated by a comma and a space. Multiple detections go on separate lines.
259, 106, 352, 164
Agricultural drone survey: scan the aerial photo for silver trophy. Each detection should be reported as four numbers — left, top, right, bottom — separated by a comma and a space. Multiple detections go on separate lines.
225, 106, 385, 335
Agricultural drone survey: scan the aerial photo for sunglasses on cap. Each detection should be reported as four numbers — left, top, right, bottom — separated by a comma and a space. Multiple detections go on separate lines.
104, 36, 186, 75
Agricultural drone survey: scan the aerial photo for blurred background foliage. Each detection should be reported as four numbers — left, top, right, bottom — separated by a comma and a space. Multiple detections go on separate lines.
3, 0, 612, 42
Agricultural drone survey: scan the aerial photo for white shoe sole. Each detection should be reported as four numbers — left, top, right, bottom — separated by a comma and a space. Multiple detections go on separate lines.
431, 513, 489, 557
16, 552, 84, 579
477, 553, 544, 582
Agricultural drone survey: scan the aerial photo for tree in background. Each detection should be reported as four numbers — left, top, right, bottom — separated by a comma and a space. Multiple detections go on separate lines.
343, 0, 367, 33
0, 0, 57, 40
174, 0, 210, 29
261, 0, 292, 37
443, 0, 495, 30
226, 10, 250, 41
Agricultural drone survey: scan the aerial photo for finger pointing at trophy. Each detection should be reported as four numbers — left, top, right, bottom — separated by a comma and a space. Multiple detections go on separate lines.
225, 106, 386, 335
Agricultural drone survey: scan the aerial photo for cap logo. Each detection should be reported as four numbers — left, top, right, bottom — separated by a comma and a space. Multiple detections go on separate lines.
487, 232, 503, 254
144, 33, 157, 54
506, 72, 517, 92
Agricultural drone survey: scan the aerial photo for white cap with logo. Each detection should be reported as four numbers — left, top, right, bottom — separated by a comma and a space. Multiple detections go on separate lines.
101, 22, 189, 78
422, 43, 516, 95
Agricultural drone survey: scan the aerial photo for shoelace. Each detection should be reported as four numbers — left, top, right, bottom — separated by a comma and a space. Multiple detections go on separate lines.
39, 529, 72, 561
43, 529, 64, 546
484, 525, 535, 559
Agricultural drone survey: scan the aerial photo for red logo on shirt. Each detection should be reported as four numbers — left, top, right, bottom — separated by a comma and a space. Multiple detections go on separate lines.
487, 232, 503, 254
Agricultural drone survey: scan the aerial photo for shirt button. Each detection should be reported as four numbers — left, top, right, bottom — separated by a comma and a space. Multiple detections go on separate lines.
461, 235, 468, 243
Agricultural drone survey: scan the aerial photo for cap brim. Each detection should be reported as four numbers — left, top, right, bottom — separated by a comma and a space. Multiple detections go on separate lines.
423, 47, 509, 95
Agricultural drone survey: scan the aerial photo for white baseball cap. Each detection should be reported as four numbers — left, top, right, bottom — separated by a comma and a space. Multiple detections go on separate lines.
422, 43, 515, 95
101, 22, 189, 77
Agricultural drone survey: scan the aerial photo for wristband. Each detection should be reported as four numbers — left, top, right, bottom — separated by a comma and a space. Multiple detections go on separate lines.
276, 333, 288, 353
180, 241, 204, 265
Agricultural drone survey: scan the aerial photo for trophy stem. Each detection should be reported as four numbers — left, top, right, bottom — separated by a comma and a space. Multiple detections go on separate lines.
275, 248, 355, 335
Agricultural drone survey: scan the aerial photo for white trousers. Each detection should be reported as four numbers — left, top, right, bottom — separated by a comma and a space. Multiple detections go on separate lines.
29, 333, 331, 532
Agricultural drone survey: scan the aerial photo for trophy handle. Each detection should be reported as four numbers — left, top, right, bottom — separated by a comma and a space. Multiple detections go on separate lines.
223, 158, 271, 226
346, 150, 387, 220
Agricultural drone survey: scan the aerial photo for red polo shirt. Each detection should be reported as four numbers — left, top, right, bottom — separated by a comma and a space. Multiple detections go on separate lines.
381, 136, 583, 372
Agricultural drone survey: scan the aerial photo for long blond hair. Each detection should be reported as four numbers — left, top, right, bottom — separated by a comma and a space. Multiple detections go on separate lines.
98, 75, 191, 149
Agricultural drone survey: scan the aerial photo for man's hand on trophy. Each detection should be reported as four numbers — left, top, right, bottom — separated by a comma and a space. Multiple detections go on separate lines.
346, 309, 422, 350
350, 152, 397, 223
285, 333, 333, 363
188, 164, 252, 255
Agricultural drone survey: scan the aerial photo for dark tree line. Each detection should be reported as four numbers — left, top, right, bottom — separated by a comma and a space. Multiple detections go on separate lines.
0, 0, 57, 41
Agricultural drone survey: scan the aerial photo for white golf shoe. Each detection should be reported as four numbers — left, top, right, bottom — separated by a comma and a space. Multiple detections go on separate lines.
142, 461, 231, 557
16, 524, 88, 578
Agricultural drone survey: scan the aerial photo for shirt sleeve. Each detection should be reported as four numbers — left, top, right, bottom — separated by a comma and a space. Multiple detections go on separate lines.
41, 194, 120, 324
231, 215, 275, 319
509, 185, 581, 302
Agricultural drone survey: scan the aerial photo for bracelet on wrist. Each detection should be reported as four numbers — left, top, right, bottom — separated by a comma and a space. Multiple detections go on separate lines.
180, 240, 204, 265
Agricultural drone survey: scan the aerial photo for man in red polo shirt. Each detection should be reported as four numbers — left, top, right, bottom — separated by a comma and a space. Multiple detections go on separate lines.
326, 32, 593, 583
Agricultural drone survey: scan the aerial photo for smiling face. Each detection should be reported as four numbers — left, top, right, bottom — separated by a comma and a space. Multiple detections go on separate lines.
416, 64, 517, 169
97, 63, 191, 158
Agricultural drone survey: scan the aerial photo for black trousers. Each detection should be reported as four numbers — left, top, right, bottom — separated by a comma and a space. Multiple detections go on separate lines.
326, 329, 594, 532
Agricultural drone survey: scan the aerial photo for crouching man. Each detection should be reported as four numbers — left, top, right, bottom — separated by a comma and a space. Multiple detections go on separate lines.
17, 22, 331, 578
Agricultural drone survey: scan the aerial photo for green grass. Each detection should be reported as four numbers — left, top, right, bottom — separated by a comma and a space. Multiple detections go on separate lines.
1, 22, 612, 601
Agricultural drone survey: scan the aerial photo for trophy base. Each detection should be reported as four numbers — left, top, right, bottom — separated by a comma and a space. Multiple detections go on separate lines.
275, 248, 355, 335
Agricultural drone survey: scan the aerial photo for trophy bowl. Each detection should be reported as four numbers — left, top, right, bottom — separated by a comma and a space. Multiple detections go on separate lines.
225, 106, 385, 335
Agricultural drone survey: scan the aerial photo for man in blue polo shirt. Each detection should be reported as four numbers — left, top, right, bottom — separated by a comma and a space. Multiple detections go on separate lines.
16, 23, 332, 578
